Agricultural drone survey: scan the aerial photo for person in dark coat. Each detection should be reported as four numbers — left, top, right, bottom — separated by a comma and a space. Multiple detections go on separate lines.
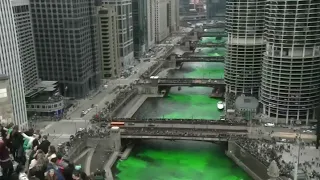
38, 135, 50, 154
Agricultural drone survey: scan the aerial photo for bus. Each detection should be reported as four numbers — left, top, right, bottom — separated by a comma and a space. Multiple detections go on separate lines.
110, 122, 125, 127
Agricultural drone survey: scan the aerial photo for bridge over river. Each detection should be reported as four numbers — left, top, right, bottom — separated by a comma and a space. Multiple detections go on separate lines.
157, 78, 225, 86
175, 56, 224, 63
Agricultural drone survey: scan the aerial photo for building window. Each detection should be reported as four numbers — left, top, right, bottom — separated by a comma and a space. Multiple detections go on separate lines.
0, 89, 7, 98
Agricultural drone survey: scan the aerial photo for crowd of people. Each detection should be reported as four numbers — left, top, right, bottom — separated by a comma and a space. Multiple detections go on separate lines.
91, 86, 138, 122
111, 118, 248, 126
235, 138, 320, 179
0, 124, 104, 180
122, 127, 248, 139
140, 61, 162, 79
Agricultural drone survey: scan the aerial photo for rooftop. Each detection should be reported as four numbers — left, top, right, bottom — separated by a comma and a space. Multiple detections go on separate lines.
235, 95, 259, 110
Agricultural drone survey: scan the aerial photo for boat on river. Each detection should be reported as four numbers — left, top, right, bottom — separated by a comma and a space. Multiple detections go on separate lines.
217, 101, 224, 110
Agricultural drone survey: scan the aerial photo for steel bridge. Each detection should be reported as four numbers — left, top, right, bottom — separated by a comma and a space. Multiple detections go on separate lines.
157, 78, 225, 86
196, 42, 225, 48
120, 127, 248, 141
176, 56, 224, 63
198, 31, 227, 37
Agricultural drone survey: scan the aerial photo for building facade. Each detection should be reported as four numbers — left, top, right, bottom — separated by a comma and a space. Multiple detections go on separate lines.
132, 0, 148, 57
170, 0, 180, 32
260, 0, 320, 124
98, 5, 121, 78
225, 0, 265, 101
0, 0, 28, 127
0, 75, 14, 125
30, 0, 101, 98
25, 81, 64, 118
102, 0, 134, 68
155, 0, 171, 43
147, 0, 156, 48
12, 0, 39, 93
206, 0, 226, 20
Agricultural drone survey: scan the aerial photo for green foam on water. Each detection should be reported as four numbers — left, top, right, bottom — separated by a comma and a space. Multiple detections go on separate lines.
116, 141, 251, 180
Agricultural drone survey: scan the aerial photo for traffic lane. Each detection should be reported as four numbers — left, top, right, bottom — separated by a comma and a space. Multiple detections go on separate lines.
263, 127, 294, 133
118, 123, 249, 130
43, 121, 87, 135
271, 132, 316, 141
70, 87, 118, 119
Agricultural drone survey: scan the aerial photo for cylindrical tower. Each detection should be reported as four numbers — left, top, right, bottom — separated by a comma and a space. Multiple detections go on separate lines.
225, 0, 265, 98
261, 0, 320, 124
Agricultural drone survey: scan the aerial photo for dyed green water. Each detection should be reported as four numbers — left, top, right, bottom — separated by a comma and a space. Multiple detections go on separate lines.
114, 61, 251, 180
191, 47, 226, 57
115, 140, 251, 180
169, 62, 224, 79
133, 87, 223, 120
199, 37, 227, 44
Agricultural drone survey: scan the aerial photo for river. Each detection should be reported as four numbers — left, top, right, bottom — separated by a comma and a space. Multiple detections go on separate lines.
113, 60, 252, 180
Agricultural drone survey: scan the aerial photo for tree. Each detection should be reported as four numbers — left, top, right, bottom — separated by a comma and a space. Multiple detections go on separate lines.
267, 160, 280, 180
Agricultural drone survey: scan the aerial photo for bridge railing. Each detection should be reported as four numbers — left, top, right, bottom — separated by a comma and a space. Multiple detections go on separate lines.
122, 127, 248, 133
111, 118, 248, 126
121, 131, 248, 139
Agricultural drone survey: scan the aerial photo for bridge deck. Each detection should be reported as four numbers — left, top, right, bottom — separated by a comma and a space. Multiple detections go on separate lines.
157, 78, 225, 86
176, 56, 224, 62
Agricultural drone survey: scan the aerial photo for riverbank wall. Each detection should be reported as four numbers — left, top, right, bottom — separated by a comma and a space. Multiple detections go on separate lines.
227, 141, 284, 180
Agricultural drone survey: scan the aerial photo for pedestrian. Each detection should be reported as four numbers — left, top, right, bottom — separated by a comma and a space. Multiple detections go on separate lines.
38, 135, 50, 154
0, 133, 13, 179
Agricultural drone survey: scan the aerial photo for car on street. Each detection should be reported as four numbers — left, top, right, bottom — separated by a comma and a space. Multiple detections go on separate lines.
264, 123, 275, 127
302, 130, 313, 133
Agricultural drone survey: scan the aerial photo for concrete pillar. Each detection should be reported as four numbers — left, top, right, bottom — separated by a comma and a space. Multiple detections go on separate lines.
150, 76, 159, 87
185, 41, 190, 48
110, 127, 121, 152
169, 54, 176, 68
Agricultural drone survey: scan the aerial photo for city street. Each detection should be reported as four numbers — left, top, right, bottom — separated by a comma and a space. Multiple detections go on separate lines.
41, 45, 173, 145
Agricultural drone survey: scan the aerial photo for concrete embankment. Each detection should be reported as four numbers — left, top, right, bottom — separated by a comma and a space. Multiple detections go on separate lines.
227, 141, 284, 180
227, 141, 268, 180
225, 151, 263, 180
120, 144, 135, 160
124, 94, 164, 118
104, 152, 119, 180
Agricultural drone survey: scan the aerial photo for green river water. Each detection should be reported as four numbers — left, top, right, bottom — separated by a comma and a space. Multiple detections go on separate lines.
114, 58, 252, 180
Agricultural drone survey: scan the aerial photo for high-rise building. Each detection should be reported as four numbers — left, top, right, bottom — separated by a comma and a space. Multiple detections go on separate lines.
147, 0, 156, 48
102, 0, 134, 68
132, 0, 148, 57
0, 0, 28, 127
11, 0, 39, 93
169, 0, 180, 32
225, 0, 265, 98
260, 0, 320, 124
206, 0, 226, 20
98, 5, 121, 78
30, 0, 101, 98
155, 0, 179, 43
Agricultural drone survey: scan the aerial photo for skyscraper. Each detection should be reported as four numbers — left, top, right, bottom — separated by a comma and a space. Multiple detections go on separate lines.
102, 0, 134, 68
0, 0, 28, 127
30, 0, 101, 98
147, 0, 156, 48
260, 0, 320, 124
132, 0, 148, 57
225, 0, 265, 98
206, 0, 226, 20
98, 5, 121, 78
12, 0, 39, 93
